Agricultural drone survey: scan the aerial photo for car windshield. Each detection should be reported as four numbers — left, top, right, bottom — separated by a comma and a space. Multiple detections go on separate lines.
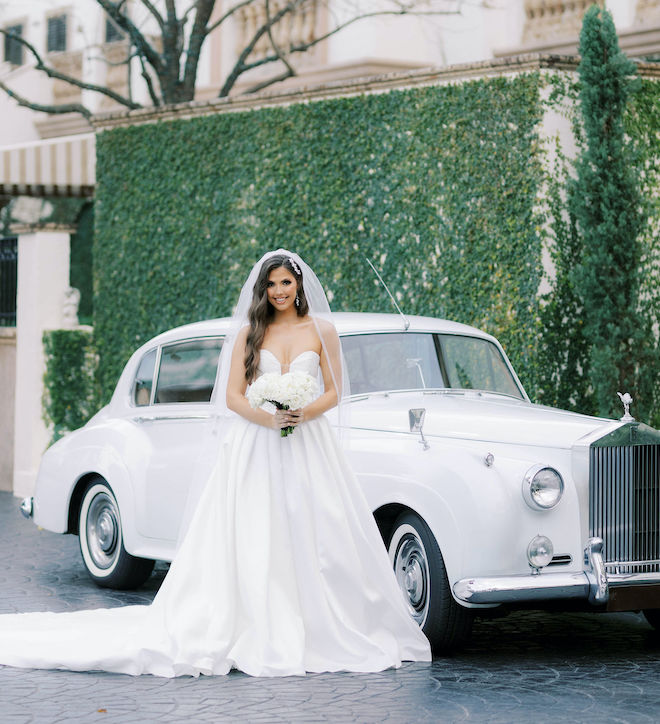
342, 332, 523, 399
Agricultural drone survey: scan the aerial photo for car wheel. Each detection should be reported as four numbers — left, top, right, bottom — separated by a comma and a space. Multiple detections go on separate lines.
643, 609, 660, 629
78, 478, 155, 590
388, 511, 473, 654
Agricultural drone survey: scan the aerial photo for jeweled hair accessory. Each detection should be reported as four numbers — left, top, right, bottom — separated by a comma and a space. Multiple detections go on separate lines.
289, 257, 301, 276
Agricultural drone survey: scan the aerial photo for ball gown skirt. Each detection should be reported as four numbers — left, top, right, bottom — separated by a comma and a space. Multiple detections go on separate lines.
0, 350, 431, 677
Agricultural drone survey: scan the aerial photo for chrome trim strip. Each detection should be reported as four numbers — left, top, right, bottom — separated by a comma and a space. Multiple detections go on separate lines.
133, 414, 213, 423
150, 345, 162, 406
607, 572, 660, 586
606, 559, 660, 568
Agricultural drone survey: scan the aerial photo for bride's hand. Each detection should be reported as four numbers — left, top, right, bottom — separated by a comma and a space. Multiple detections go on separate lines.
271, 410, 303, 430
286, 409, 304, 427
271, 409, 304, 429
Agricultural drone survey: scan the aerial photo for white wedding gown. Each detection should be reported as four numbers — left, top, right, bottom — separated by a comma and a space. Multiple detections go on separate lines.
0, 350, 431, 677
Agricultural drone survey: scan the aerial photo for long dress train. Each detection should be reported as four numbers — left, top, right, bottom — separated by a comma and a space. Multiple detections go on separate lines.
0, 350, 431, 677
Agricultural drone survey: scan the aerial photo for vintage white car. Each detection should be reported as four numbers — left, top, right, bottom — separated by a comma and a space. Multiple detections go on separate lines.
21, 312, 660, 652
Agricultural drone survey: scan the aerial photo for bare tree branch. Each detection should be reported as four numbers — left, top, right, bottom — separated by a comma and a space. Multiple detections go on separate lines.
219, 0, 305, 97
0, 81, 92, 119
265, 0, 295, 75
182, 0, 216, 97
243, 0, 296, 93
181, 0, 205, 25
237, 6, 462, 78
138, 0, 165, 30
138, 54, 161, 106
0, 0, 490, 114
165, 0, 178, 24
245, 67, 295, 94
95, 0, 164, 75
87, 44, 138, 67
204, 0, 257, 36
0, 29, 141, 110
160, 0, 192, 97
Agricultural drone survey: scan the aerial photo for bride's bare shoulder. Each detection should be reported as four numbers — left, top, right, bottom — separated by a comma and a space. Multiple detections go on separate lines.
312, 317, 339, 338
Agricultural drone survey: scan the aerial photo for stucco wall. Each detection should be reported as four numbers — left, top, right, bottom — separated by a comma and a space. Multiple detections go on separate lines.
0, 327, 16, 491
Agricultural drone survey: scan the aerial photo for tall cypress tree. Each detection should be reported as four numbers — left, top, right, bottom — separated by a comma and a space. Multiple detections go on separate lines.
571, 5, 649, 420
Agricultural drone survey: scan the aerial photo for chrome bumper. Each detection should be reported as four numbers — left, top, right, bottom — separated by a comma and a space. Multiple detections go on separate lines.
454, 538, 629, 606
20, 497, 33, 519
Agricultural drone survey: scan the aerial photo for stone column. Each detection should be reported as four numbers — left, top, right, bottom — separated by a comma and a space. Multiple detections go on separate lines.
12, 224, 72, 499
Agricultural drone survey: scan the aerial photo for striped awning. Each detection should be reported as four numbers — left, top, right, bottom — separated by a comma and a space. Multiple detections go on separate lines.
0, 133, 95, 197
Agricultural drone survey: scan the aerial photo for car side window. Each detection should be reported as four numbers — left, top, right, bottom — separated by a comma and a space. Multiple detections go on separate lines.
439, 335, 523, 398
133, 348, 157, 406
154, 338, 223, 404
342, 333, 444, 395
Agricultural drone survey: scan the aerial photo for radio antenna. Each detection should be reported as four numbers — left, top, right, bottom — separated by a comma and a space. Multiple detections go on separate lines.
365, 257, 410, 331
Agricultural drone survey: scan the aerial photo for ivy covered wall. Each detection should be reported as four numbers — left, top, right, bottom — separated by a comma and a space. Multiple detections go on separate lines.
93, 68, 660, 424
95, 74, 546, 400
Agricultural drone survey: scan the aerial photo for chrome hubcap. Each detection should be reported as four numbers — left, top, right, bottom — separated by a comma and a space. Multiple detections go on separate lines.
393, 532, 429, 625
86, 492, 119, 569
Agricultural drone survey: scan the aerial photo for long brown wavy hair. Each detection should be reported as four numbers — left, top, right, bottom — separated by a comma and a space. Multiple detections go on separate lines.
244, 254, 309, 382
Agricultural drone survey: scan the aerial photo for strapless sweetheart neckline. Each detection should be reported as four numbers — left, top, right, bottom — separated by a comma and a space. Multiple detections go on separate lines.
261, 348, 320, 370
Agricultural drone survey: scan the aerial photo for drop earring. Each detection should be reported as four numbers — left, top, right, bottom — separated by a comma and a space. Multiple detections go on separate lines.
295, 294, 300, 308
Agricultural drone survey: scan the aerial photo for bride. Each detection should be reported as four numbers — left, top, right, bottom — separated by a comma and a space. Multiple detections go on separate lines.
0, 249, 431, 677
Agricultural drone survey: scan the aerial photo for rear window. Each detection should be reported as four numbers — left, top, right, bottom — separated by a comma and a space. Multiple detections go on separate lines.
154, 338, 223, 404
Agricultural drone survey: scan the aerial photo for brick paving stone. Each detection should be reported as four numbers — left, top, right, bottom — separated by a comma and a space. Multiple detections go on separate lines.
2, 491, 660, 723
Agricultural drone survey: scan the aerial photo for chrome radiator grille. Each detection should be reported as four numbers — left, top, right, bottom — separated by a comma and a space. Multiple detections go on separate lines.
589, 443, 660, 573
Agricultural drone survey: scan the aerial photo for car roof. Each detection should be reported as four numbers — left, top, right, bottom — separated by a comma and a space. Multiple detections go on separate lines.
142, 312, 495, 349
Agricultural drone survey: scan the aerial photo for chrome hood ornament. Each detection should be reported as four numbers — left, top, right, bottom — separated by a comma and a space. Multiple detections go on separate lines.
617, 392, 635, 422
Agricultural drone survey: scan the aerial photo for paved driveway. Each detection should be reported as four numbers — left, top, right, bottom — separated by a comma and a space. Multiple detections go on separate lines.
1, 491, 660, 723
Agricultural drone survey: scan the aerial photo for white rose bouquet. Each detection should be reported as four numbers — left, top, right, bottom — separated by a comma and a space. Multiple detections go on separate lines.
247, 371, 319, 437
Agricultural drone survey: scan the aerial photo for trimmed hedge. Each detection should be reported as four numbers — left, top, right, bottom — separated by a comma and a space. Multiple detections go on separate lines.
42, 329, 99, 443
95, 74, 546, 399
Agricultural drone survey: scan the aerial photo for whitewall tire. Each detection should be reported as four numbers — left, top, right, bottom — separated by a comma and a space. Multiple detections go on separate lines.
388, 511, 473, 654
78, 478, 154, 589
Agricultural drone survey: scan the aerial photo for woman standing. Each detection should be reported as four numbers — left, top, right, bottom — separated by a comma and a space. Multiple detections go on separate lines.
0, 249, 431, 677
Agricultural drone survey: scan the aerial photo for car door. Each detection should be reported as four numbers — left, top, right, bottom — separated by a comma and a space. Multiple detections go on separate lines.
128, 337, 223, 542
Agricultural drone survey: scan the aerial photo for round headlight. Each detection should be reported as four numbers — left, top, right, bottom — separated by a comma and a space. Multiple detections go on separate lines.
527, 534, 554, 569
522, 464, 564, 510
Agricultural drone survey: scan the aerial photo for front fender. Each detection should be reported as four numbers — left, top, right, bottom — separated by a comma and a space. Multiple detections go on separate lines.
348, 430, 581, 587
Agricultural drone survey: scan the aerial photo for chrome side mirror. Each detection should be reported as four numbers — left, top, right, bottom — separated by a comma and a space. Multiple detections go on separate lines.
409, 408, 429, 450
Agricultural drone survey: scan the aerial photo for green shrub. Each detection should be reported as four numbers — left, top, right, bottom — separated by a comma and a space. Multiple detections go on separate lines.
536, 32, 660, 426
42, 329, 100, 443
571, 7, 656, 421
